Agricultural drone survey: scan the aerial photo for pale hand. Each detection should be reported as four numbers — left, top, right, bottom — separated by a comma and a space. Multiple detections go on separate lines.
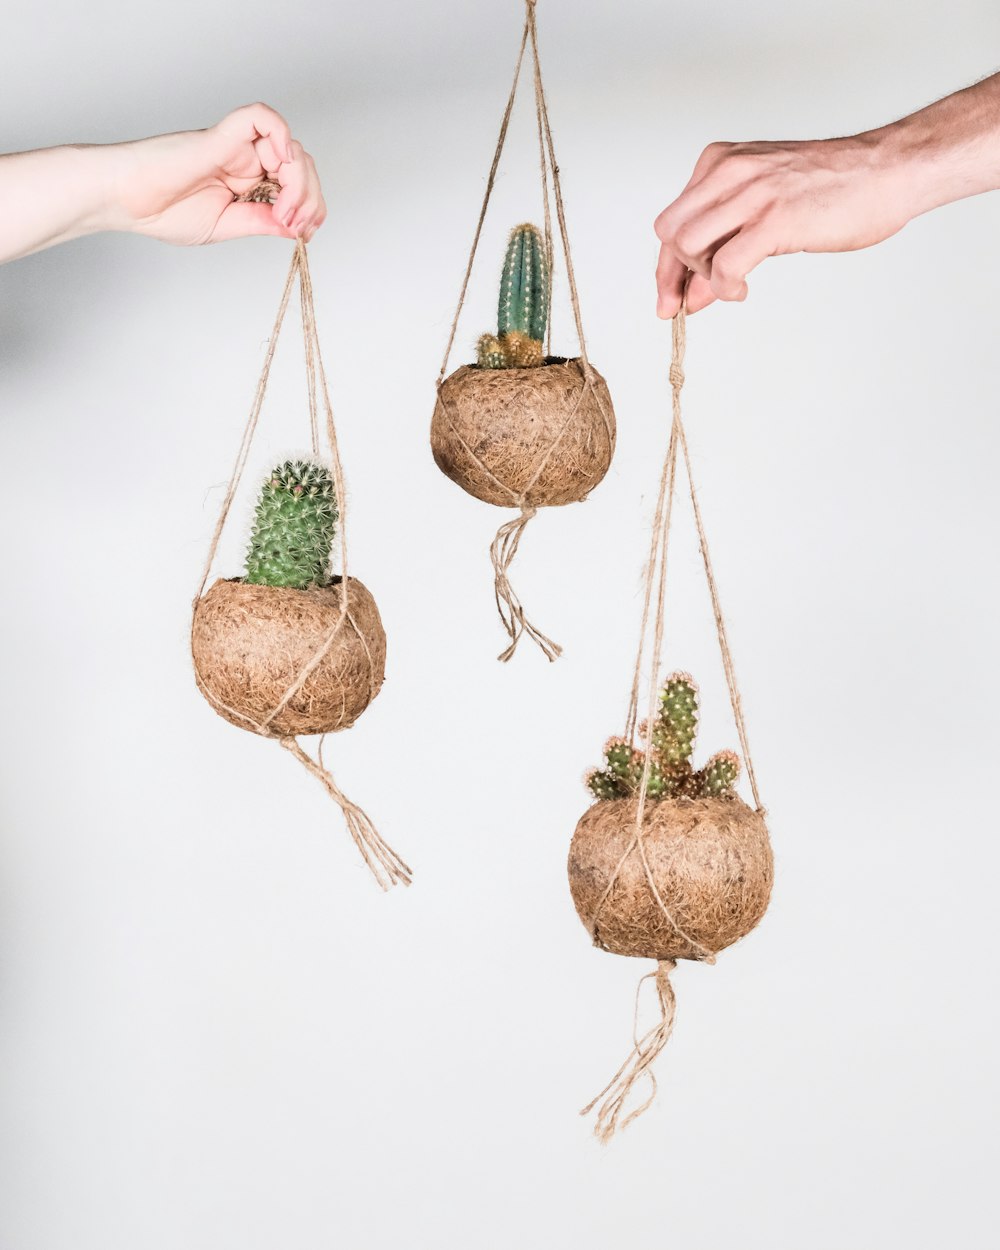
0, 103, 326, 264
117, 103, 326, 246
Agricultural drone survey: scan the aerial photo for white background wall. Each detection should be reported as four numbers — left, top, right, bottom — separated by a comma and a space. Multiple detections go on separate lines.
2, 2, 999, 1246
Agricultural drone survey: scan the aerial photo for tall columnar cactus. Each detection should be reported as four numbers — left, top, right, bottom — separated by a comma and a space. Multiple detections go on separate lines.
498, 223, 548, 342
476, 223, 550, 370
244, 459, 338, 590
585, 671, 743, 803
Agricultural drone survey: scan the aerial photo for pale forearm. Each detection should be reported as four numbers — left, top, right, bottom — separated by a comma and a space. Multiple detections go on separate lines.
0, 144, 126, 263
0, 105, 326, 265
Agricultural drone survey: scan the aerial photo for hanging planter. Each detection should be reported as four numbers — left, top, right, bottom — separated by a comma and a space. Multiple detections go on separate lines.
191, 235, 411, 891
570, 675, 772, 961
568, 298, 772, 1140
432, 0, 616, 661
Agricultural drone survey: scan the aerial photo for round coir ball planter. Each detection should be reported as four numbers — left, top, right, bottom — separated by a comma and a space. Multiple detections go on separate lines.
192, 576, 386, 738
431, 358, 616, 507
568, 796, 774, 961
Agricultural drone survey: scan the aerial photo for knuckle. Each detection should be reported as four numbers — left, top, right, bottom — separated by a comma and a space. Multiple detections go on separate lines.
654, 208, 678, 242
673, 224, 700, 257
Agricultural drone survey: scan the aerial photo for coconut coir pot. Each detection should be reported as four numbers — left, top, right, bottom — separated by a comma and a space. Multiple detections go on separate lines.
568, 795, 773, 961
192, 576, 385, 738
432, 357, 615, 508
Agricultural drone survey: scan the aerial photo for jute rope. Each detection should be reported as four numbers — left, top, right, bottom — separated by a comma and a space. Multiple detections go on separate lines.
580, 959, 677, 1143
435, 0, 614, 661
581, 285, 764, 1136
192, 236, 411, 891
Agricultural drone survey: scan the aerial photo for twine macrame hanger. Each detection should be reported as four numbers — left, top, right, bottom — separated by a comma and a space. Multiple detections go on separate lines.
435, 0, 614, 661
580, 284, 764, 1139
191, 237, 412, 891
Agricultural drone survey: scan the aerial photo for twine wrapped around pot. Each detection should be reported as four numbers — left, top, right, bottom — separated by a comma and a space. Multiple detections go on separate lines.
569, 286, 771, 1140
191, 237, 411, 891
432, 0, 616, 662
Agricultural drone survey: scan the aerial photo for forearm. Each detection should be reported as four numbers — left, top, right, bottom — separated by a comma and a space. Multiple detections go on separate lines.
0, 144, 129, 263
874, 72, 1000, 220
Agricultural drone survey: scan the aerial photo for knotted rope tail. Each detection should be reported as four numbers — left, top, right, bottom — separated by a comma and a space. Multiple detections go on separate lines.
580, 960, 678, 1143
192, 233, 411, 890
491, 507, 562, 662
282, 738, 412, 891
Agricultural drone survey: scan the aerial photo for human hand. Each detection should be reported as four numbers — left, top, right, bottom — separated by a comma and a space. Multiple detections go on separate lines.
114, 102, 326, 246
653, 132, 915, 317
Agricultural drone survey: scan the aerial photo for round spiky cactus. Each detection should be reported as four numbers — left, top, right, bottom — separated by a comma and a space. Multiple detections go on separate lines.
244, 459, 338, 590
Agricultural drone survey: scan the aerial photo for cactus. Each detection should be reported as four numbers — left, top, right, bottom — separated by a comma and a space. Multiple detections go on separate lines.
499, 223, 548, 342
654, 672, 700, 765
476, 334, 507, 370
585, 768, 623, 801
244, 459, 338, 590
502, 330, 545, 368
585, 672, 742, 803
696, 750, 741, 798
476, 224, 549, 370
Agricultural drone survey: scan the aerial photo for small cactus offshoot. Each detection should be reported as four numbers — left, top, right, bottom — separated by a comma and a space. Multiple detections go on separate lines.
475, 223, 549, 370
244, 459, 338, 590
585, 672, 742, 803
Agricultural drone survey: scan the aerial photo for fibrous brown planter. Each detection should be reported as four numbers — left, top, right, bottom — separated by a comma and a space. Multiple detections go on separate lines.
431, 358, 615, 507
192, 576, 386, 738
568, 796, 774, 961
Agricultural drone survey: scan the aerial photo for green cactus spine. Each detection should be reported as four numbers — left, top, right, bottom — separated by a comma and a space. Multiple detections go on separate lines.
244, 459, 338, 590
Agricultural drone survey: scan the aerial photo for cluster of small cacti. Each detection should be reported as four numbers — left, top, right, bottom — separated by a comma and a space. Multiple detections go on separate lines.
476, 223, 549, 369
585, 672, 741, 802
244, 459, 338, 590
